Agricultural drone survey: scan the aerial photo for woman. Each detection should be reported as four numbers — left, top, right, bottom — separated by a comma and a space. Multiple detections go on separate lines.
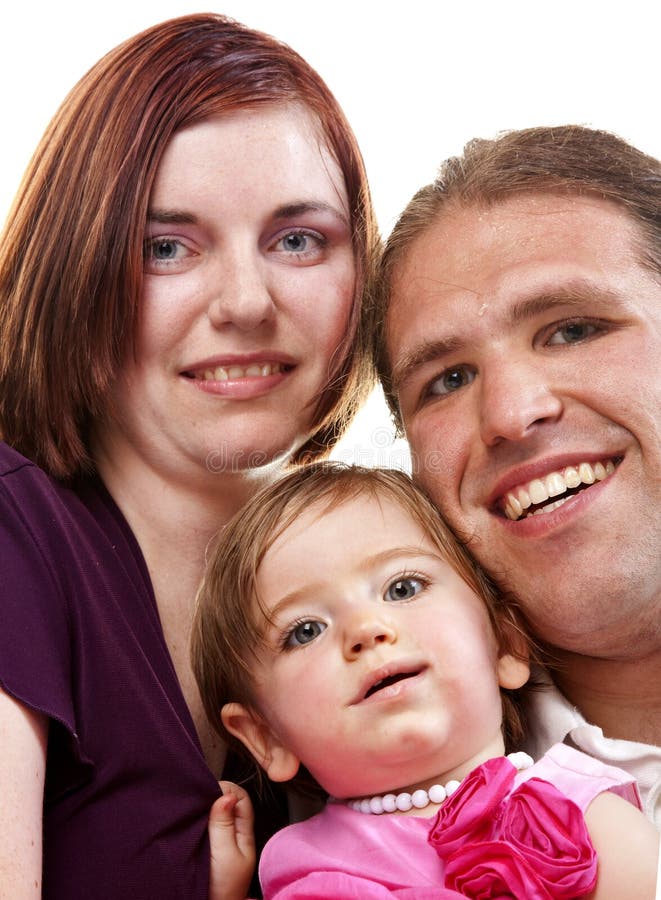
0, 13, 377, 898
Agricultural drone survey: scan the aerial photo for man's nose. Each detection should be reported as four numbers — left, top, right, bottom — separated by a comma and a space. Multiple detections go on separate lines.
478, 358, 563, 446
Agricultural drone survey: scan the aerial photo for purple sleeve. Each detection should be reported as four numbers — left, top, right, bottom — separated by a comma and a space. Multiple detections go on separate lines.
0, 480, 75, 734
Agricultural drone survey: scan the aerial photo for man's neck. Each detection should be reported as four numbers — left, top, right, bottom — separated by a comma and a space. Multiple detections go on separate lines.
551, 649, 661, 746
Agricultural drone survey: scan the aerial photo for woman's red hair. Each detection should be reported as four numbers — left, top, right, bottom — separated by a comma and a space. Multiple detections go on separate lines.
0, 13, 378, 478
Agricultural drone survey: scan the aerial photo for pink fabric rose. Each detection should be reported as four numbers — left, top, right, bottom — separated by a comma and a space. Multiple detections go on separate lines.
500, 778, 597, 897
429, 756, 516, 857
444, 841, 554, 899
428, 758, 598, 899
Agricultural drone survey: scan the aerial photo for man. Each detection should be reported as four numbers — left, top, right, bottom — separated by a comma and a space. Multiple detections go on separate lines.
376, 125, 661, 825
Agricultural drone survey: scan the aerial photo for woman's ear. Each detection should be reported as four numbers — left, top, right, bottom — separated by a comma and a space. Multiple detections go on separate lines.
222, 702, 301, 783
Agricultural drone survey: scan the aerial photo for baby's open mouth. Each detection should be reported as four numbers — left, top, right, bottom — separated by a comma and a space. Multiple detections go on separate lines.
364, 670, 420, 699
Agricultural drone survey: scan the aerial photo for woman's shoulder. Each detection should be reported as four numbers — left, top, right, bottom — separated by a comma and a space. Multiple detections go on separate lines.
0, 440, 40, 478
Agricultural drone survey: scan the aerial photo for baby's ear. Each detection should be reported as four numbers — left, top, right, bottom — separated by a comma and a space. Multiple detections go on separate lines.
497, 652, 530, 690
496, 613, 531, 690
222, 703, 300, 783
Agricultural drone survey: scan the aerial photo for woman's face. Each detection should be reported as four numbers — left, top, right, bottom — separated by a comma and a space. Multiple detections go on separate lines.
97, 105, 355, 485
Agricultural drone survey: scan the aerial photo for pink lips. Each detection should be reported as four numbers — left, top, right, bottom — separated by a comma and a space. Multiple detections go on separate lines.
181, 352, 297, 399
354, 662, 425, 704
182, 350, 297, 379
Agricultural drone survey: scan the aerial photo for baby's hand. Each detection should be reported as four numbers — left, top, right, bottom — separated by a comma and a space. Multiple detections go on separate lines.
208, 780, 256, 900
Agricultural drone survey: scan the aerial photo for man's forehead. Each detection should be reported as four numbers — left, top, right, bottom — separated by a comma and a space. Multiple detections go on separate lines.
384, 192, 644, 339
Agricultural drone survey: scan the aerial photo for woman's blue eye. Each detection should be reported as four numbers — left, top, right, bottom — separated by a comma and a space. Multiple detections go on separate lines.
152, 239, 179, 260
274, 231, 323, 255
428, 366, 475, 397
282, 233, 309, 252
287, 620, 326, 647
385, 577, 424, 602
145, 238, 189, 263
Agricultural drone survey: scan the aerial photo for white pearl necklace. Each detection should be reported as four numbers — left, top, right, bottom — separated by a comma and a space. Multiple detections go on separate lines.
345, 752, 534, 815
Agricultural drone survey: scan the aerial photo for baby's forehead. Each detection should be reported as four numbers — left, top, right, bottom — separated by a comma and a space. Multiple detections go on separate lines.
258, 486, 451, 576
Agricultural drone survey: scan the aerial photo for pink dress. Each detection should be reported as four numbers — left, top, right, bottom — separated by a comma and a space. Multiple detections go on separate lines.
259, 743, 641, 899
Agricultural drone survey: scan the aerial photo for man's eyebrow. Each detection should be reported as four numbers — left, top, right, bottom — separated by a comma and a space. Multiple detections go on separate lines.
506, 283, 621, 326
390, 281, 622, 391
390, 337, 464, 393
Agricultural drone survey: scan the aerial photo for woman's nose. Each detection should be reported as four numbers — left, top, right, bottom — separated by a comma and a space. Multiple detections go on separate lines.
206, 248, 276, 332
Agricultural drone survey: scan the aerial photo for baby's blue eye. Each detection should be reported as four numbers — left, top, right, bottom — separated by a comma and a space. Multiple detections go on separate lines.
287, 620, 326, 647
385, 577, 424, 602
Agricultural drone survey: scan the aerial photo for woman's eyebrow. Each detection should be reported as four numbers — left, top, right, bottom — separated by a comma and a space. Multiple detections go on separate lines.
273, 201, 349, 226
146, 208, 199, 225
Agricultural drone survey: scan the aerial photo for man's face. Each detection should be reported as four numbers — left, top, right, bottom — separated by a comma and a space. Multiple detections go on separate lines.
386, 193, 661, 657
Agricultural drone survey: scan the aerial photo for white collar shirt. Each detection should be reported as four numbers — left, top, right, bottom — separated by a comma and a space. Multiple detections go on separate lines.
524, 669, 661, 829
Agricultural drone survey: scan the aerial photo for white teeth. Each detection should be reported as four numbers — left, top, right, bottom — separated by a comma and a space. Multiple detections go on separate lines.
528, 479, 548, 505
502, 459, 616, 521
531, 496, 571, 516
578, 462, 595, 485
198, 363, 282, 381
545, 472, 566, 497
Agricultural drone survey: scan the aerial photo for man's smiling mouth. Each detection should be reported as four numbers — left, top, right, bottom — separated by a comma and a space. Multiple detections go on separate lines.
501, 457, 619, 521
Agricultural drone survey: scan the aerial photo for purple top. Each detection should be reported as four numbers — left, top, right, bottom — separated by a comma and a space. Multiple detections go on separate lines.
0, 442, 222, 897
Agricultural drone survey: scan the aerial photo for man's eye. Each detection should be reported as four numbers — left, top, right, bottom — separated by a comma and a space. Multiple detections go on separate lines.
285, 620, 326, 647
547, 321, 599, 345
384, 577, 424, 602
426, 366, 476, 398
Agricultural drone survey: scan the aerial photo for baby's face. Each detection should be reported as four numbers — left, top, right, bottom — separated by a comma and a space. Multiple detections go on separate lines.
241, 493, 522, 799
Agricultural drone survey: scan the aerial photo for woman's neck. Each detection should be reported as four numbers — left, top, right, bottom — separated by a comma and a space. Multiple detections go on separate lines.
92, 438, 283, 775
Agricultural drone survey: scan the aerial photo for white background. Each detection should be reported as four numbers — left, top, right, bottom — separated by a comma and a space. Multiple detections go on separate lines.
2, 1, 659, 467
